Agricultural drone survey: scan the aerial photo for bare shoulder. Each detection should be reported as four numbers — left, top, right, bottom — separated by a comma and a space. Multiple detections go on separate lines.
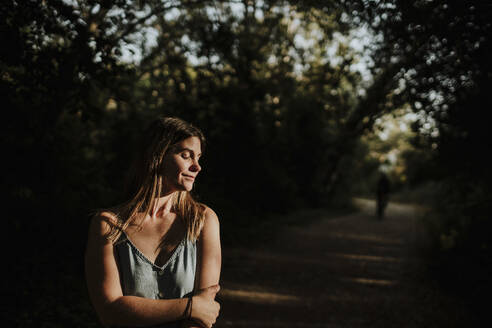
199, 205, 220, 240
202, 205, 220, 227
89, 210, 120, 240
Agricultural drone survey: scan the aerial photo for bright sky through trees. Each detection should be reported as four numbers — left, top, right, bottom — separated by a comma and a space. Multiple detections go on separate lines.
118, 2, 374, 81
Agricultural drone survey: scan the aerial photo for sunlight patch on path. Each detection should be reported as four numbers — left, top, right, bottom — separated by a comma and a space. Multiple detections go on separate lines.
224, 248, 327, 266
220, 321, 345, 327
330, 252, 402, 263
341, 276, 399, 287
220, 288, 302, 305
330, 232, 404, 245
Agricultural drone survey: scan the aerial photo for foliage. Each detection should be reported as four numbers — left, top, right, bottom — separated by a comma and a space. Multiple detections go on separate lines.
4, 0, 490, 324
1, 1, 388, 324
344, 0, 492, 315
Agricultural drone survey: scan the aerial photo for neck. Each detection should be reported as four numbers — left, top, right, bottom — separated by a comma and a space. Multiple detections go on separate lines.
151, 191, 178, 218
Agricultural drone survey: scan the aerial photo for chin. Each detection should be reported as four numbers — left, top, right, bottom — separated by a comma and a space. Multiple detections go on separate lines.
182, 183, 194, 192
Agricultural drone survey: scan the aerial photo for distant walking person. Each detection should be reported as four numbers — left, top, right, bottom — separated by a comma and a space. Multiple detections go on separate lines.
376, 172, 390, 219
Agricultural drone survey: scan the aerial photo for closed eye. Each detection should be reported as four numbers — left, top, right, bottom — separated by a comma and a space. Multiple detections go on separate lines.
177, 148, 201, 160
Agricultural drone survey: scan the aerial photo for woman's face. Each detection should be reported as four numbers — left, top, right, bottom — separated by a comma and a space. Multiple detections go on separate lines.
161, 136, 202, 193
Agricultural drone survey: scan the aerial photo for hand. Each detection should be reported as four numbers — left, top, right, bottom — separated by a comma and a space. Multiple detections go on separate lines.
190, 285, 221, 328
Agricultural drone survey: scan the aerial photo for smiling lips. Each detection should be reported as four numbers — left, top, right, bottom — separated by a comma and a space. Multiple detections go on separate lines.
183, 174, 195, 180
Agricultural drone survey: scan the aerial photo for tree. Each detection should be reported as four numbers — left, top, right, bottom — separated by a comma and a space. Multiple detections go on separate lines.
341, 0, 492, 317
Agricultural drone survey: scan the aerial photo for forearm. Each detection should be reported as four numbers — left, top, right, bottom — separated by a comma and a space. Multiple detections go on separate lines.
100, 295, 189, 327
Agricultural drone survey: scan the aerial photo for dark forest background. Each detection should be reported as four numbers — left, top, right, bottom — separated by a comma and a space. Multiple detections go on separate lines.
2, 0, 491, 326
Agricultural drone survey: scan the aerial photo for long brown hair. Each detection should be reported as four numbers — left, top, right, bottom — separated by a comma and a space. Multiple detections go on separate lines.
105, 116, 206, 243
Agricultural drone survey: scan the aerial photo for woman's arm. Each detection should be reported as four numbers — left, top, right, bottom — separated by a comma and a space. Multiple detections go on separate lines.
85, 213, 220, 328
196, 207, 222, 289
181, 207, 222, 328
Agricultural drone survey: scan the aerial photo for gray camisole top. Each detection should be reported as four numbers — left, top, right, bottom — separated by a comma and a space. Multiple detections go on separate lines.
114, 232, 197, 328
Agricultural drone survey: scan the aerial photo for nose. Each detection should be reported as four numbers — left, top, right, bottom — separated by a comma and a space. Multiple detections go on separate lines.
190, 159, 201, 173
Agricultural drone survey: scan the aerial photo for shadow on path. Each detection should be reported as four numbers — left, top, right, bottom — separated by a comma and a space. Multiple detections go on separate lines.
216, 198, 476, 327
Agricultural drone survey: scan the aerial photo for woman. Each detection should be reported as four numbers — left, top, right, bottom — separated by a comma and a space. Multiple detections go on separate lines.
85, 117, 221, 328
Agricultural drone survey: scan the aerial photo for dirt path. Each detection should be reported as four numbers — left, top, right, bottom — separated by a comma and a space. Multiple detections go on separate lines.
215, 198, 476, 327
